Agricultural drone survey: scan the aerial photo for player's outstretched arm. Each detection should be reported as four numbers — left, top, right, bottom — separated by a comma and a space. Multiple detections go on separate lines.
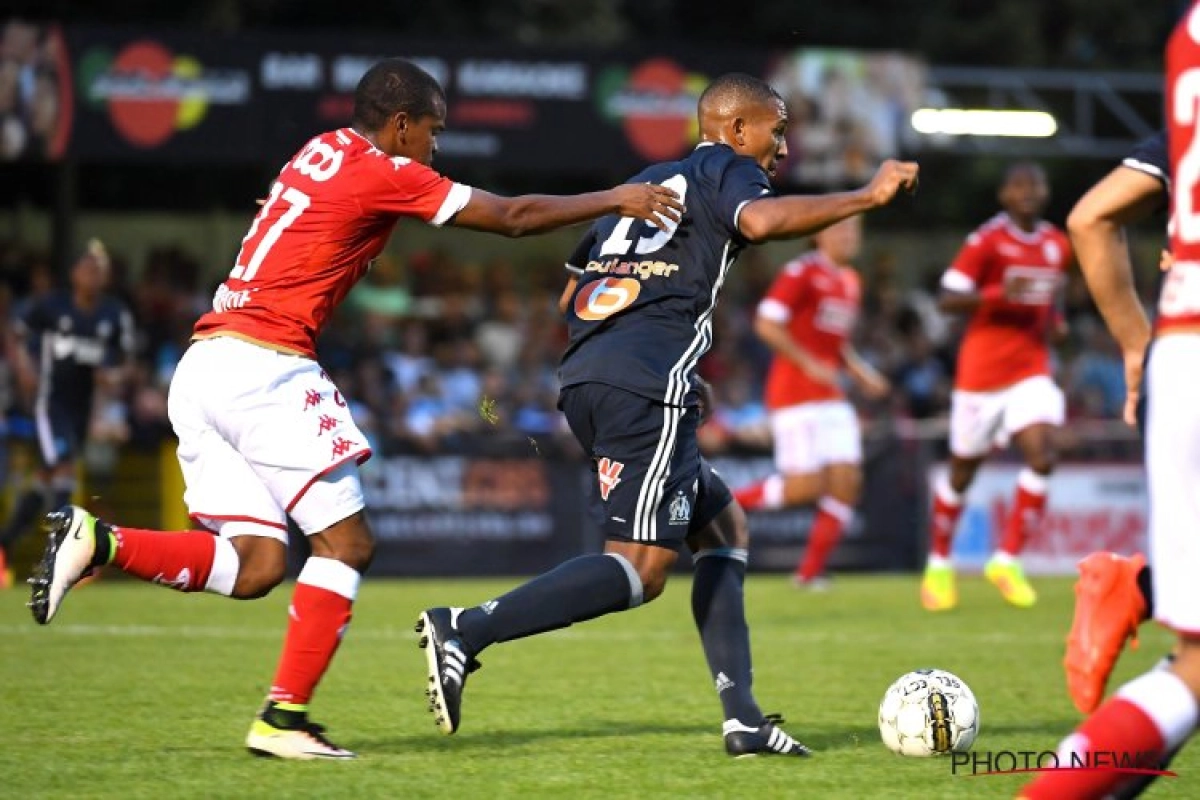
737, 160, 918, 243
449, 184, 683, 238
1066, 165, 1160, 425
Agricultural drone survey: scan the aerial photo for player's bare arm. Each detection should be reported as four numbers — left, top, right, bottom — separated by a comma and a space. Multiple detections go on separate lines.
449, 184, 683, 238
1067, 165, 1160, 426
842, 344, 890, 399
558, 275, 580, 316
753, 314, 838, 386
737, 160, 918, 243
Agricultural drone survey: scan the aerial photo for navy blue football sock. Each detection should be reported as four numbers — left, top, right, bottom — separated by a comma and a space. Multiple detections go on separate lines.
692, 548, 763, 725
456, 553, 643, 654
0, 488, 46, 547
49, 486, 73, 514
1136, 565, 1154, 619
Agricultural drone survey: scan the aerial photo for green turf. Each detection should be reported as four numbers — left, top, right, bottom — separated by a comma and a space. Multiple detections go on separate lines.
0, 573, 1192, 799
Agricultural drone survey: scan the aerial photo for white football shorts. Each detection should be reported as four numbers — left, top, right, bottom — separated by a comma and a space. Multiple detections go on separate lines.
167, 336, 371, 542
948, 375, 1064, 459
1146, 334, 1200, 634
769, 400, 862, 474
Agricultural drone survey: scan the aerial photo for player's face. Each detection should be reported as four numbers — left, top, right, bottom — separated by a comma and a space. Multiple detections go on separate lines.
738, 98, 789, 177
389, 97, 447, 166
998, 166, 1049, 219
71, 254, 108, 296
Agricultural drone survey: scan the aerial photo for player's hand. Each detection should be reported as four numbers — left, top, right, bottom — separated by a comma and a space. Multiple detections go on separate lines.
694, 375, 716, 425
860, 371, 891, 400
1121, 347, 1146, 428
611, 183, 685, 231
1161, 249, 1175, 271
800, 356, 840, 386
863, 159, 920, 207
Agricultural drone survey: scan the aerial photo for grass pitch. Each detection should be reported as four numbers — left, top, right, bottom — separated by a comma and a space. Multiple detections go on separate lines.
0, 572, 1192, 799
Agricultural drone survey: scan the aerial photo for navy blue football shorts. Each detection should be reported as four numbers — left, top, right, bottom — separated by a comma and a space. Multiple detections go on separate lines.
560, 382, 734, 550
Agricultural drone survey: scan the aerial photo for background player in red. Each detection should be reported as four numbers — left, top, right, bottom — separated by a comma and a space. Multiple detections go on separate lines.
732, 215, 889, 587
1021, 6, 1200, 797
920, 161, 1072, 612
27, 58, 682, 760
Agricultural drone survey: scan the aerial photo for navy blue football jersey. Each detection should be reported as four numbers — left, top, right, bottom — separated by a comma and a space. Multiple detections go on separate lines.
559, 143, 772, 405
1122, 131, 1168, 195
16, 290, 134, 411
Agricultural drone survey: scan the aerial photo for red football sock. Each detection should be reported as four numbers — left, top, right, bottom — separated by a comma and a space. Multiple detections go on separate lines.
1021, 671, 1197, 799
112, 526, 218, 592
1000, 469, 1048, 556
1020, 699, 1165, 799
268, 558, 360, 706
929, 480, 963, 560
797, 497, 852, 580
734, 475, 784, 511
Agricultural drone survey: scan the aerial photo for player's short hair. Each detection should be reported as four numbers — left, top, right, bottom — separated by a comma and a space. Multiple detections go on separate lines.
698, 73, 782, 118
1002, 160, 1046, 185
353, 58, 445, 131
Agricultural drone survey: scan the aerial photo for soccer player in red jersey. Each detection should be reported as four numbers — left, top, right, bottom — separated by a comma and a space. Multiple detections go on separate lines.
920, 161, 1073, 611
1061, 130, 1168, 719
732, 215, 889, 587
26, 58, 682, 760
1021, 5, 1200, 797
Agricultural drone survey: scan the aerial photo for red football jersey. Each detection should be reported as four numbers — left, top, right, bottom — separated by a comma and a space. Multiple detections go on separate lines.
941, 213, 1071, 391
1160, 6, 1200, 334
193, 128, 472, 357
758, 251, 861, 409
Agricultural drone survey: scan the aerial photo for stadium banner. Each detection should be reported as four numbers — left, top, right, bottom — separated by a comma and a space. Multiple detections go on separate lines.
357, 454, 592, 576
348, 441, 923, 577
53, 25, 771, 168
927, 463, 1147, 576
36, 22, 921, 183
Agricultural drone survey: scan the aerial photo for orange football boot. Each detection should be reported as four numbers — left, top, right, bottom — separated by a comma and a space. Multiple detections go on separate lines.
1064, 552, 1148, 714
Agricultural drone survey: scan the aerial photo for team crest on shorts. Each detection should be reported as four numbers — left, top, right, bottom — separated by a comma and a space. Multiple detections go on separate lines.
669, 491, 692, 525
597, 457, 624, 501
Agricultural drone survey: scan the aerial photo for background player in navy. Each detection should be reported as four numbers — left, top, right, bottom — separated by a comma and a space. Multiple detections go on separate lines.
418, 73, 918, 756
0, 240, 133, 586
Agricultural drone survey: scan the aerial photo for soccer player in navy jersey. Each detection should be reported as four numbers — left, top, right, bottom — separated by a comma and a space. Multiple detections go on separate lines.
418, 72, 918, 756
0, 240, 133, 586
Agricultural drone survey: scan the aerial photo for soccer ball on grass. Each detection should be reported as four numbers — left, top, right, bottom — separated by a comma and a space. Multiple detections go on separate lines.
878, 668, 979, 757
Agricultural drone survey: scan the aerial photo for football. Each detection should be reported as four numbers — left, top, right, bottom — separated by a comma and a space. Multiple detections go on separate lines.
878, 668, 980, 757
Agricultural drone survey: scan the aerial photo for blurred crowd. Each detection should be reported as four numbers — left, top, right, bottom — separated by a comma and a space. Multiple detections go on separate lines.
0, 236, 1146, 467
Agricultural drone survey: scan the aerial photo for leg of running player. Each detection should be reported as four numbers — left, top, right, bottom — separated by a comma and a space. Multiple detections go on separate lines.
687, 464, 811, 757
30, 337, 372, 759
1020, 337, 1200, 799
793, 461, 859, 587
984, 396, 1059, 608
920, 451, 984, 611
